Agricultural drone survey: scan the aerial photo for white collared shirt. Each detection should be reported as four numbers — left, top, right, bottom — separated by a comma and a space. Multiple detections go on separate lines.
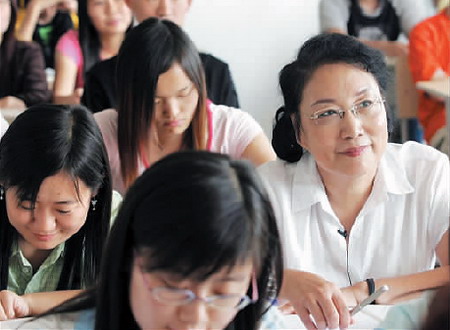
258, 142, 449, 287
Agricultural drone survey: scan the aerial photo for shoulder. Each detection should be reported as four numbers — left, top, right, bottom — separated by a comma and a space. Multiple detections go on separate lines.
94, 109, 118, 131
383, 142, 448, 189
319, 0, 351, 31
199, 52, 230, 71
412, 11, 445, 32
258, 158, 292, 178
257, 158, 299, 188
211, 104, 253, 123
89, 56, 117, 77
58, 29, 78, 44
211, 103, 262, 135
56, 30, 79, 51
320, 0, 351, 13
386, 141, 448, 166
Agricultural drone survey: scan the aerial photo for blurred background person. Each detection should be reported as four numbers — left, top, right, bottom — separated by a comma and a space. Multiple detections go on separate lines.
0, 0, 50, 110
409, 1, 449, 155
16, 0, 76, 69
82, 0, 240, 113
53, 0, 132, 104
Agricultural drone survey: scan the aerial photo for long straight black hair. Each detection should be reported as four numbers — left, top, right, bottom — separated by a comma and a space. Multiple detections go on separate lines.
0, 104, 112, 290
78, 0, 101, 79
47, 151, 283, 330
96, 151, 282, 330
116, 18, 208, 189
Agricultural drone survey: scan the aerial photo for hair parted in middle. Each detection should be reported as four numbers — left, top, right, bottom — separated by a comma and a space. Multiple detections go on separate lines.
0, 104, 112, 291
116, 18, 208, 189
49, 151, 283, 330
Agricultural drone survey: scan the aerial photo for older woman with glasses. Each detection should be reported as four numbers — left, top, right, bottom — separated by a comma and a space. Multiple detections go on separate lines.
258, 33, 449, 329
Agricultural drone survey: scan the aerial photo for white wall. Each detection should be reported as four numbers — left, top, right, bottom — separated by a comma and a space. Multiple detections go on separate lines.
185, 0, 320, 137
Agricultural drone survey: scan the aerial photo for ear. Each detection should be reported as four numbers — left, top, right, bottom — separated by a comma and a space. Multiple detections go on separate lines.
290, 112, 309, 151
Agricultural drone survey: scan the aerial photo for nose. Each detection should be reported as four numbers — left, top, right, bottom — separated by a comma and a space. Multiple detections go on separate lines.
178, 299, 209, 328
32, 207, 56, 232
105, 0, 118, 15
162, 98, 181, 119
340, 110, 364, 139
157, 0, 172, 19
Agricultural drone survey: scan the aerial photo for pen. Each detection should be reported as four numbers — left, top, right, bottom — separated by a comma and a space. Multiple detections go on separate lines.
350, 285, 389, 316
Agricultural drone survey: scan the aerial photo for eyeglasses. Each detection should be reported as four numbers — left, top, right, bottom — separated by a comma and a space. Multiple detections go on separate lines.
309, 97, 385, 126
139, 267, 258, 311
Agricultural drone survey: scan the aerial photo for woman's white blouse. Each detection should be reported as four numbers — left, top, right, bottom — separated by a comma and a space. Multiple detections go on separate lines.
258, 142, 449, 287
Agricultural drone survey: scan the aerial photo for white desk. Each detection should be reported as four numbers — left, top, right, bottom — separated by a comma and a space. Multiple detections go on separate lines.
283, 305, 391, 329
416, 77, 450, 154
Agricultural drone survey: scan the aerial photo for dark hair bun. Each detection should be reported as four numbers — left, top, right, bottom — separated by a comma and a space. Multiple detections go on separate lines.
272, 107, 303, 162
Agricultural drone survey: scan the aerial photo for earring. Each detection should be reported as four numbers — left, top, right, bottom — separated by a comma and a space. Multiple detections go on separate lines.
0, 186, 4, 200
91, 197, 97, 211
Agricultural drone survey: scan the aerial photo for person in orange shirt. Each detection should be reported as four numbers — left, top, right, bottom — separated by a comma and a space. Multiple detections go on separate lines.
409, 5, 450, 155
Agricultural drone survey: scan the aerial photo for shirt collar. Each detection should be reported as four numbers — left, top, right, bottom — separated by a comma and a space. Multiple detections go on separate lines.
292, 152, 328, 213
291, 144, 414, 213
11, 240, 66, 270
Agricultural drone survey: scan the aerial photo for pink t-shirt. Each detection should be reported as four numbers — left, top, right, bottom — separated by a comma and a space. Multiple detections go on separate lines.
55, 30, 83, 88
95, 104, 263, 194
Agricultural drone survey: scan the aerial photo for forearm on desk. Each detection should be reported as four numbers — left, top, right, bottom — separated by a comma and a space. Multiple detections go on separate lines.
350, 266, 450, 305
23, 289, 83, 316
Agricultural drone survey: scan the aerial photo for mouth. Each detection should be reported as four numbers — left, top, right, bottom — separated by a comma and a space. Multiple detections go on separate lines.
33, 233, 57, 241
340, 146, 369, 157
165, 119, 183, 128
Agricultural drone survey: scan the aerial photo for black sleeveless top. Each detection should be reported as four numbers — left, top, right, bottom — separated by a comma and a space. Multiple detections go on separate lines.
347, 0, 400, 41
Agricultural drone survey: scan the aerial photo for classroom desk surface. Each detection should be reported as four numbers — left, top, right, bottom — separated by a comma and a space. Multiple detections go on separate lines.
416, 77, 450, 99
283, 305, 391, 329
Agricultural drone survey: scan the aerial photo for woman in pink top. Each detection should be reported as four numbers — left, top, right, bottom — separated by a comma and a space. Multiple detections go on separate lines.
95, 18, 276, 194
53, 0, 132, 104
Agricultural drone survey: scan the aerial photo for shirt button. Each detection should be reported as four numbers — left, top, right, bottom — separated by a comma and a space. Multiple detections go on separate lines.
24, 268, 31, 273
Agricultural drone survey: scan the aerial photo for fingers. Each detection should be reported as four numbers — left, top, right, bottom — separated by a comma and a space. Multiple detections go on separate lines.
296, 304, 318, 330
293, 283, 350, 329
0, 290, 17, 320
314, 296, 340, 329
333, 293, 351, 329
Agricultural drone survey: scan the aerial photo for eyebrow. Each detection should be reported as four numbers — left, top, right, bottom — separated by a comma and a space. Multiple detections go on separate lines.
155, 84, 193, 98
54, 200, 78, 205
309, 88, 371, 108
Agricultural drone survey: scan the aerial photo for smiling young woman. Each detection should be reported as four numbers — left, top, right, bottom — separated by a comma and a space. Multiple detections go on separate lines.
0, 104, 113, 320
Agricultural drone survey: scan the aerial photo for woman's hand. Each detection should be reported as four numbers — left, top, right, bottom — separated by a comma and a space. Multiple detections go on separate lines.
0, 290, 30, 320
281, 269, 352, 329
